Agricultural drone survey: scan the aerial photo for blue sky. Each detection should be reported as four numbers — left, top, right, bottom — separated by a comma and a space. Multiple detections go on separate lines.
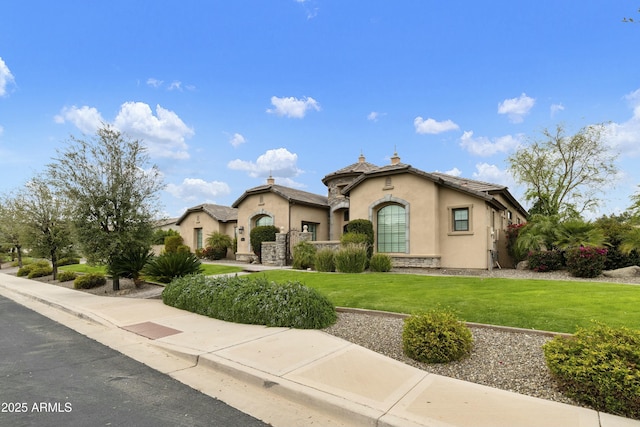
1, 1, 639, 219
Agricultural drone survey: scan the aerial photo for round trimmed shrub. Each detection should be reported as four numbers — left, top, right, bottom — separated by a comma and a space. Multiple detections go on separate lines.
17, 260, 50, 277
543, 323, 640, 419
74, 273, 107, 289
164, 235, 184, 253
315, 248, 336, 272
402, 308, 473, 364
369, 253, 392, 272
292, 241, 317, 270
565, 246, 608, 278
162, 275, 336, 329
57, 270, 77, 282
27, 266, 53, 278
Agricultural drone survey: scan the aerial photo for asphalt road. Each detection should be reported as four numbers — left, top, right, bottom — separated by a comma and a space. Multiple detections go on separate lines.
0, 295, 270, 427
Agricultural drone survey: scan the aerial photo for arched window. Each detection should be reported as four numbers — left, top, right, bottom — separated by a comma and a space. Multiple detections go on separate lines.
255, 215, 273, 227
377, 204, 406, 253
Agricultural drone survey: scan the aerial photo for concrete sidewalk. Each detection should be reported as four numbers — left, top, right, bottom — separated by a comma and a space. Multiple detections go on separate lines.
0, 272, 638, 427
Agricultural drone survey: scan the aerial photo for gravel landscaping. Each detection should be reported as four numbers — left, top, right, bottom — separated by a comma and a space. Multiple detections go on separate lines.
324, 268, 640, 409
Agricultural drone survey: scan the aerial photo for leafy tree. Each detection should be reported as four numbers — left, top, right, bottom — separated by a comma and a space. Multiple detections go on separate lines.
0, 193, 27, 267
508, 124, 617, 217
17, 177, 73, 280
47, 125, 163, 290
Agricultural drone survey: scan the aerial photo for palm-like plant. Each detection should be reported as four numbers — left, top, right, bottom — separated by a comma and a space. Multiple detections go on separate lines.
620, 227, 640, 255
107, 245, 154, 287
554, 219, 607, 250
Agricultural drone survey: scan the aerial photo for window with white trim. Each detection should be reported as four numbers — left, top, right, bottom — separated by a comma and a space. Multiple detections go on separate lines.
377, 204, 406, 253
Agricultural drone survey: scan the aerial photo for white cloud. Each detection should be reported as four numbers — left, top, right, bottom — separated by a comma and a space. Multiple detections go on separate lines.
414, 117, 459, 134
443, 167, 462, 177
550, 103, 565, 116
113, 102, 194, 159
459, 131, 522, 156
498, 93, 535, 123
54, 105, 105, 134
266, 96, 320, 118
146, 78, 163, 88
0, 125, 3, 136
228, 147, 302, 178
168, 81, 182, 91
472, 163, 516, 188
165, 178, 231, 203
604, 88, 640, 157
229, 133, 246, 147
0, 57, 15, 97
367, 111, 386, 122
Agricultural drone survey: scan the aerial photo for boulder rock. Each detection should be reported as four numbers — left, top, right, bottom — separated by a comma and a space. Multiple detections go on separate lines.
602, 265, 640, 278
516, 260, 529, 270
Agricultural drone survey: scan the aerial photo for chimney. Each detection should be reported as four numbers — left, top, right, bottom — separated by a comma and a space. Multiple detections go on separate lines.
390, 151, 401, 165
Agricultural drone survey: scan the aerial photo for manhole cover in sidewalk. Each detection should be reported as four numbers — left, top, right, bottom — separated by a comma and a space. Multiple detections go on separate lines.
122, 321, 182, 339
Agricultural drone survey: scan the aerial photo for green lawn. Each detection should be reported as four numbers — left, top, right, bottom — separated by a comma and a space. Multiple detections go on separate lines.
257, 270, 640, 334
59, 263, 243, 276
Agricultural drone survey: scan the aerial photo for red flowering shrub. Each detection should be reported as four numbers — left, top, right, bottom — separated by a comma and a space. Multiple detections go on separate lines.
527, 250, 564, 272
565, 246, 608, 278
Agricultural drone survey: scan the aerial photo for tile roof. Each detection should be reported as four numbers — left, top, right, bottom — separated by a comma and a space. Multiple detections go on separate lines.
232, 184, 328, 208
175, 204, 238, 225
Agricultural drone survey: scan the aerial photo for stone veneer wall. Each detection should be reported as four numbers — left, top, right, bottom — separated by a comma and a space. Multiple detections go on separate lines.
390, 255, 441, 268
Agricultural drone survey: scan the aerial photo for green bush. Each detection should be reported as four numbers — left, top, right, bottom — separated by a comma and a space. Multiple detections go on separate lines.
143, 251, 203, 283
292, 241, 317, 270
314, 248, 336, 272
162, 275, 336, 329
544, 323, 640, 419
565, 246, 608, 278
402, 308, 473, 364
250, 225, 279, 262
74, 273, 107, 289
164, 235, 184, 253
17, 260, 50, 277
369, 253, 392, 272
57, 257, 81, 266
527, 250, 564, 272
204, 232, 233, 260
27, 266, 53, 278
152, 228, 180, 245
345, 219, 374, 251
57, 270, 77, 282
335, 243, 367, 273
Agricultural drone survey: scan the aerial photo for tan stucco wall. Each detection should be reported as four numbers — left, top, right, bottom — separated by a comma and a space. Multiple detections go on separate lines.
178, 212, 236, 253
348, 173, 502, 269
234, 192, 329, 257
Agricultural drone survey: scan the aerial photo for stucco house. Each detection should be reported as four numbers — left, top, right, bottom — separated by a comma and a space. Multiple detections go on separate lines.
175, 204, 238, 253
329, 153, 527, 269
232, 176, 330, 263
175, 152, 527, 268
